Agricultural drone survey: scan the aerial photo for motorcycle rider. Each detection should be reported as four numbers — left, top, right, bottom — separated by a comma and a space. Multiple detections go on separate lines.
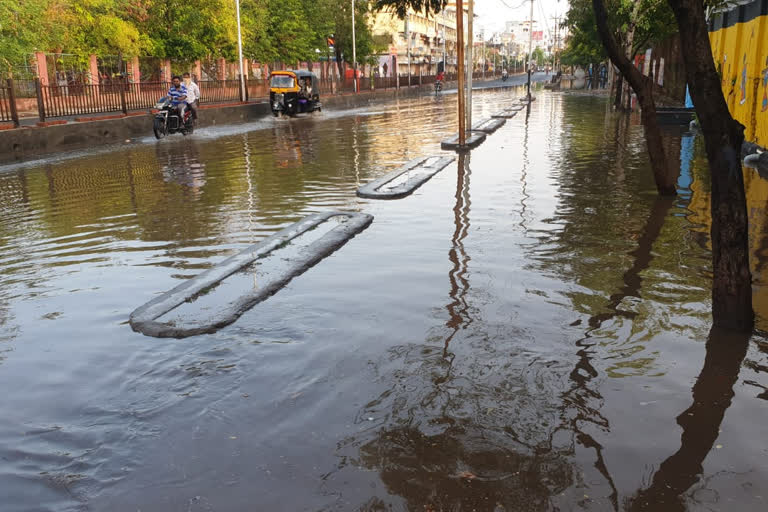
182, 72, 199, 120
167, 76, 188, 119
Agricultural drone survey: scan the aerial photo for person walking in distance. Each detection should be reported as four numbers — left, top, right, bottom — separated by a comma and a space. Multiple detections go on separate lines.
183, 72, 200, 121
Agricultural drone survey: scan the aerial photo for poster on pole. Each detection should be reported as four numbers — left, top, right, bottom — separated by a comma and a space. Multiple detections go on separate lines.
658, 58, 665, 86
643, 49, 652, 75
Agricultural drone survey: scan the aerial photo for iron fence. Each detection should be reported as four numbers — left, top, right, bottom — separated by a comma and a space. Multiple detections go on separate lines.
125, 82, 170, 111
21, 73, 456, 122
199, 80, 242, 104
0, 80, 20, 126
38, 79, 124, 119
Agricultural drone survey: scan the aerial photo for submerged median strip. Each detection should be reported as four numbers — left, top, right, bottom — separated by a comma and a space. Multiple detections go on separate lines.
441, 131, 487, 151
472, 118, 506, 133
356, 156, 455, 199
491, 109, 518, 119
129, 211, 373, 338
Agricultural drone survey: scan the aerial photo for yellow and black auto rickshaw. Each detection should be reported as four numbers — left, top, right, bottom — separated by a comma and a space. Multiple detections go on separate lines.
269, 70, 322, 117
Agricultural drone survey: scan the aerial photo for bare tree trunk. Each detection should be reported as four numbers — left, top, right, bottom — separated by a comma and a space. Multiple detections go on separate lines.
614, 73, 624, 109
667, 0, 753, 331
335, 46, 344, 82
592, 0, 677, 196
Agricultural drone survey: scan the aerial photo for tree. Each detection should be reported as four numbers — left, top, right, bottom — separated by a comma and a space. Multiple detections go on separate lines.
372, 0, 446, 17
665, 0, 753, 331
564, 0, 677, 105
0, 0, 50, 73
58, 0, 146, 57
131, 0, 238, 62
591, 0, 678, 196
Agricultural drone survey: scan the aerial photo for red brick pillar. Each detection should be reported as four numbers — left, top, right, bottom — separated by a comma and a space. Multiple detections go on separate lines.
194, 60, 202, 81
89, 54, 100, 102
217, 58, 226, 80
162, 59, 171, 82
129, 56, 141, 93
35, 52, 49, 86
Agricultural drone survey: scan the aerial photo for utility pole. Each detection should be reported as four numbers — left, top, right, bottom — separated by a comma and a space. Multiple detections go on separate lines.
352, 0, 357, 92
406, 17, 411, 87
442, 9, 447, 75
235, 0, 246, 102
482, 35, 485, 80
467, 0, 474, 132
456, 0, 466, 146
527, 0, 534, 100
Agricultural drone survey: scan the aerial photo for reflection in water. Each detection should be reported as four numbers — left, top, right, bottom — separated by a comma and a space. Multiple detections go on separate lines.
440, 153, 472, 384
354, 151, 574, 511
629, 329, 750, 511
562, 196, 676, 512
0, 90, 767, 511
157, 140, 207, 198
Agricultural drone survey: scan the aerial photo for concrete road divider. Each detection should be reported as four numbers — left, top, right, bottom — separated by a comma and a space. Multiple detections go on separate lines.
441, 131, 487, 151
472, 118, 506, 134
356, 156, 455, 199
129, 211, 373, 338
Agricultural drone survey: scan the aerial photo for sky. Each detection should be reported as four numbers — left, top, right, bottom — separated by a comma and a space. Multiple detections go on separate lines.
475, 0, 570, 36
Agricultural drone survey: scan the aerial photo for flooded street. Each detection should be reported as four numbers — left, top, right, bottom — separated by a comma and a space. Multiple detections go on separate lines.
1, 87, 767, 511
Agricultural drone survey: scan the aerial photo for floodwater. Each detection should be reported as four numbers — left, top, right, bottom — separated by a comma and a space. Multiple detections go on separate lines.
0, 87, 767, 512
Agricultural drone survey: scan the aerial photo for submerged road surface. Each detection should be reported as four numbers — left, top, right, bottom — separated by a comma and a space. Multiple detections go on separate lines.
1, 85, 767, 511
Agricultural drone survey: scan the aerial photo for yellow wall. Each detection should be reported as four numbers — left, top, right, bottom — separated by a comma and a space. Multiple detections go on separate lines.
709, 9, 768, 146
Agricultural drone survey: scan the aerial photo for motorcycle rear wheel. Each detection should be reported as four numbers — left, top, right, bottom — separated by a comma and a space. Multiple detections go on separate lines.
153, 118, 166, 139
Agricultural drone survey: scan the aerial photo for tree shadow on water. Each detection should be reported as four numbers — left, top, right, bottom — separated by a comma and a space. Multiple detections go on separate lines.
626, 327, 750, 511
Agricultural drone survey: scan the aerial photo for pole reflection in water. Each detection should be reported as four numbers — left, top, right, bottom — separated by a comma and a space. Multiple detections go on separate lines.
628, 328, 750, 511
439, 153, 473, 384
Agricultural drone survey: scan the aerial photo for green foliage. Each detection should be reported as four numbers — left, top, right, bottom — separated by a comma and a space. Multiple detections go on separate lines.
562, 0, 677, 67
373, 0, 446, 18
0, 0, 49, 71
1, 0, 381, 71
327, 0, 380, 68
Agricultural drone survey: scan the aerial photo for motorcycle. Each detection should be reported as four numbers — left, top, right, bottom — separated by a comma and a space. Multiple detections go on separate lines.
434, 80, 443, 92
502, 71, 509, 82
152, 98, 194, 139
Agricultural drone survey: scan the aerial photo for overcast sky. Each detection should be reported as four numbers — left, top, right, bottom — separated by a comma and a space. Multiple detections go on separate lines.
475, 0, 569, 35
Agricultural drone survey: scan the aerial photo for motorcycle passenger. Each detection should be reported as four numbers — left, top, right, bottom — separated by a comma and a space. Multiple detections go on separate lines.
182, 72, 200, 120
167, 76, 188, 119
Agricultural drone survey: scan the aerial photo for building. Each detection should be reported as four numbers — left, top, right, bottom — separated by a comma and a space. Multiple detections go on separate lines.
371, 4, 473, 77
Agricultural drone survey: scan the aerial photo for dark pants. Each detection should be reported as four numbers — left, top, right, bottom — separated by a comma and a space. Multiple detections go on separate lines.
189, 100, 198, 120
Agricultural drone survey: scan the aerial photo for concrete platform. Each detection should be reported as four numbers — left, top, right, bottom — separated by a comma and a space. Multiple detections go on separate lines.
472, 117, 506, 133
129, 211, 373, 338
491, 110, 518, 119
441, 131, 487, 151
357, 155, 455, 199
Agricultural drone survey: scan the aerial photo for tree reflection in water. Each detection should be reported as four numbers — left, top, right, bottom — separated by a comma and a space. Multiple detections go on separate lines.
344, 108, 754, 510
628, 328, 750, 511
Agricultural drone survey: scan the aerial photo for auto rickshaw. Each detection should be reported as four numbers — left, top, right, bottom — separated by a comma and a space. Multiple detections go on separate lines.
269, 70, 322, 117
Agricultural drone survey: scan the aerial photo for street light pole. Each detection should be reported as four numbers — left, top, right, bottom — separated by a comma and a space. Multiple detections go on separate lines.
235, 0, 246, 102
442, 9, 446, 75
352, 0, 357, 93
527, 0, 534, 100
406, 17, 411, 87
